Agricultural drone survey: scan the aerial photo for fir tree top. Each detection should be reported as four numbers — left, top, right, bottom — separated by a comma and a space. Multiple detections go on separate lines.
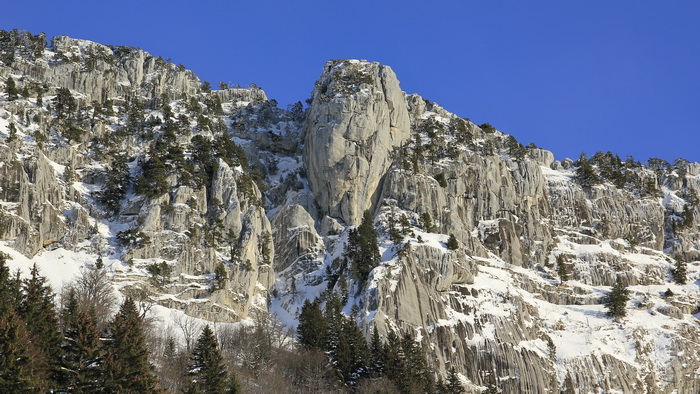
189, 324, 228, 394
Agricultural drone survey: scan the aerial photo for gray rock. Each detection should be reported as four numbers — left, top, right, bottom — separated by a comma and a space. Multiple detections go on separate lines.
303, 60, 410, 226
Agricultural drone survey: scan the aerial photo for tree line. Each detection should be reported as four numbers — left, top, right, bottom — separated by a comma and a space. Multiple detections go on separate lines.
0, 255, 242, 393
297, 294, 464, 393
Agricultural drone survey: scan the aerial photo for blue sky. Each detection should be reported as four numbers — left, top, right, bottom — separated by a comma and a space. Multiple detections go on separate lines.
4, 1, 699, 163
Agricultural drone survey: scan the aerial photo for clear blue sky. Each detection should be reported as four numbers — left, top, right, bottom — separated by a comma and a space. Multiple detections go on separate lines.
4, 1, 699, 163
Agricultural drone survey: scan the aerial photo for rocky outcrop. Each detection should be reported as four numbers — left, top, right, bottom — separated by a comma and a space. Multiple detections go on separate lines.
122, 160, 274, 320
1, 36, 201, 103
213, 87, 267, 103
270, 204, 324, 275
379, 148, 553, 267
546, 174, 665, 249
303, 60, 411, 226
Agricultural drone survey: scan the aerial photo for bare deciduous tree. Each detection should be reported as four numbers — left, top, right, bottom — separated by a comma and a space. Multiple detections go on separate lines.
61, 267, 116, 329
173, 312, 202, 353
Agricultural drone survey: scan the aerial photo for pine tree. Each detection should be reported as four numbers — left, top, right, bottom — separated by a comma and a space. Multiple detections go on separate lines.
323, 293, 344, 357
99, 154, 130, 216
18, 264, 62, 387
369, 326, 384, 376
421, 211, 435, 232
0, 257, 40, 392
382, 331, 404, 388
7, 122, 17, 142
556, 254, 569, 285
5, 76, 18, 101
0, 255, 20, 315
213, 263, 228, 291
346, 210, 381, 282
574, 153, 600, 189
188, 325, 227, 394
446, 234, 459, 250
102, 297, 159, 392
672, 256, 687, 285
682, 204, 694, 229
135, 156, 169, 198
297, 299, 327, 351
226, 374, 242, 394
444, 367, 465, 394
52, 87, 77, 120
387, 211, 403, 244
605, 276, 630, 319
58, 289, 103, 391
0, 310, 39, 392
400, 332, 434, 394
382, 330, 435, 393
125, 98, 145, 135
399, 214, 413, 236
332, 316, 371, 384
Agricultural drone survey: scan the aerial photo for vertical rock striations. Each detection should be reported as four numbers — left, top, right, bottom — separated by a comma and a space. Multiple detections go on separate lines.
303, 60, 410, 226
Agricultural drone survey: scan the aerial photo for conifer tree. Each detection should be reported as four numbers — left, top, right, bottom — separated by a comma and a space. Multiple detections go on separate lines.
19, 264, 62, 387
7, 122, 17, 142
323, 293, 345, 357
444, 367, 465, 394
421, 211, 435, 232
213, 263, 228, 291
0, 310, 39, 392
0, 257, 40, 392
125, 98, 145, 135
5, 76, 18, 101
382, 331, 404, 387
0, 255, 20, 315
332, 316, 371, 384
99, 154, 130, 216
400, 332, 434, 393
188, 325, 228, 394
226, 374, 242, 394
387, 211, 403, 244
446, 234, 459, 250
672, 256, 687, 285
682, 204, 694, 229
102, 297, 159, 392
52, 87, 77, 120
574, 153, 600, 189
135, 156, 169, 198
297, 299, 327, 351
556, 254, 569, 285
58, 289, 103, 391
346, 210, 381, 282
369, 326, 384, 376
383, 330, 434, 393
605, 276, 630, 319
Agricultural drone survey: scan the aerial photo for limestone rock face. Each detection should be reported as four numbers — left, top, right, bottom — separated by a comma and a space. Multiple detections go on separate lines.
123, 160, 274, 320
270, 204, 324, 275
213, 87, 267, 103
380, 151, 553, 267
546, 170, 665, 249
303, 60, 411, 226
10, 36, 201, 103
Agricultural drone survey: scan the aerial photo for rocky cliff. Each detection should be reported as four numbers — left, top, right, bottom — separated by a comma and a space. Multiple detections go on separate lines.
1, 31, 699, 393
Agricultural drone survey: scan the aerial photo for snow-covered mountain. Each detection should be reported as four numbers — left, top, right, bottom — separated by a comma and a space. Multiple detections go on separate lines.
1, 31, 699, 393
